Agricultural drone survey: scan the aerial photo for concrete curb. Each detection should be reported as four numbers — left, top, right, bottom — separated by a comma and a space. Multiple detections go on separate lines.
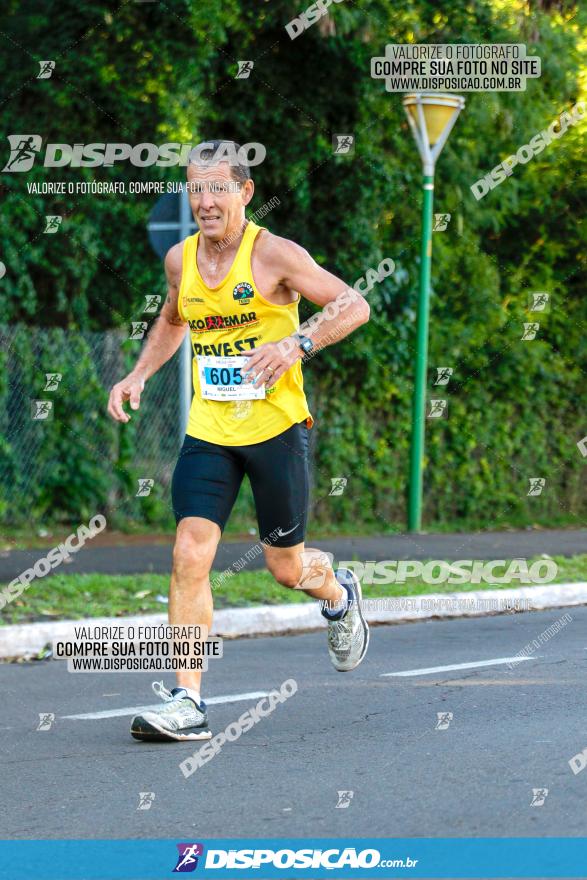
2, 582, 587, 659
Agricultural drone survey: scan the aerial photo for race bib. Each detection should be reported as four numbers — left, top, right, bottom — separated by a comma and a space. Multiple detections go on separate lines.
197, 356, 266, 401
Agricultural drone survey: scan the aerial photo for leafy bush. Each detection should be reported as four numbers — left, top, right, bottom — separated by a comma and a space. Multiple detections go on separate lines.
1, 0, 586, 531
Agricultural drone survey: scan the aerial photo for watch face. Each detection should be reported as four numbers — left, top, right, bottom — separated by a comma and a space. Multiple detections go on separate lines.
301, 338, 312, 352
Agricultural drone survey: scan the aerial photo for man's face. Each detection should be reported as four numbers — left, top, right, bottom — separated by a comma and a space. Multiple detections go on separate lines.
186, 161, 253, 241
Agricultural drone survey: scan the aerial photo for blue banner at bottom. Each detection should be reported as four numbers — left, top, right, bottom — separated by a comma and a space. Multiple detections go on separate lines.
0, 838, 585, 879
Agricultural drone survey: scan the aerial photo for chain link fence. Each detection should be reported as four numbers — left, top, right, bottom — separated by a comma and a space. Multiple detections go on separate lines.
0, 324, 182, 529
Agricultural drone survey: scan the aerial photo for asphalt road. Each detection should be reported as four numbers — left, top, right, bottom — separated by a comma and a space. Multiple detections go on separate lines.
1, 606, 587, 843
1, 527, 586, 581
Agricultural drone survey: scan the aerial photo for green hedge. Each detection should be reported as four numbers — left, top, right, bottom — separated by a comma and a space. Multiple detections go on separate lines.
1, 0, 586, 531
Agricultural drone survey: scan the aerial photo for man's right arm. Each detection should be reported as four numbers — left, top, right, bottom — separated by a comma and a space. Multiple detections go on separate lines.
107, 242, 187, 423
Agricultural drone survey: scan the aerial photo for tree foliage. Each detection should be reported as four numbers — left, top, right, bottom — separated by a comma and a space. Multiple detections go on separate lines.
1, 0, 586, 529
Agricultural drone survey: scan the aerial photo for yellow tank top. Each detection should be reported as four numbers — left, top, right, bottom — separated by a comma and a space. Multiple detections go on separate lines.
177, 220, 312, 446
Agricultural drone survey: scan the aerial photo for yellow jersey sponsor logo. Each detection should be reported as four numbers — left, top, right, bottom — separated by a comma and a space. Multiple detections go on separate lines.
188, 312, 259, 333
233, 281, 254, 305
192, 336, 259, 357
182, 295, 204, 308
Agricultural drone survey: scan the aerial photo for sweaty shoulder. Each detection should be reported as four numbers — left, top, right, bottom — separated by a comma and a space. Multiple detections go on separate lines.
164, 239, 186, 289
253, 229, 315, 279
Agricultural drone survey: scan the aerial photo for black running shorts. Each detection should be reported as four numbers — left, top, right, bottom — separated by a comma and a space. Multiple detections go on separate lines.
171, 421, 310, 548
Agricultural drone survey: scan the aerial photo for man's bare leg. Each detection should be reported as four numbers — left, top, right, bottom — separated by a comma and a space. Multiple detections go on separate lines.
130, 516, 219, 741
263, 542, 343, 604
169, 516, 220, 694
264, 542, 369, 671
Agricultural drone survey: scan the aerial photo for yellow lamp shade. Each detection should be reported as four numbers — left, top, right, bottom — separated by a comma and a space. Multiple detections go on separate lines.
403, 94, 464, 146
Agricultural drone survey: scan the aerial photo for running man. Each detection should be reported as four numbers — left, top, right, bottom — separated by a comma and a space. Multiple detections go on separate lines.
107, 140, 370, 741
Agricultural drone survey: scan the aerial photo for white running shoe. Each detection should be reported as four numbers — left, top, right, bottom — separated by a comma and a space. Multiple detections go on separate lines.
131, 681, 212, 741
324, 568, 370, 672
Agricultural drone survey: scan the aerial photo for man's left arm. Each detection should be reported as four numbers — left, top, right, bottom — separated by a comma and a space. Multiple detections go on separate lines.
244, 238, 370, 388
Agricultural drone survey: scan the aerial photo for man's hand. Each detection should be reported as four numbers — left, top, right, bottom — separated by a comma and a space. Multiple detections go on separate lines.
241, 339, 301, 390
107, 374, 145, 423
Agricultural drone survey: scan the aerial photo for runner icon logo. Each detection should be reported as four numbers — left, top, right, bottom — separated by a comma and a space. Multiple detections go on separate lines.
37, 713, 55, 731
329, 477, 347, 496
3, 134, 42, 172
44, 373, 62, 391
173, 843, 204, 873
136, 792, 155, 811
298, 549, 334, 592
530, 788, 549, 806
37, 61, 55, 79
435, 712, 453, 730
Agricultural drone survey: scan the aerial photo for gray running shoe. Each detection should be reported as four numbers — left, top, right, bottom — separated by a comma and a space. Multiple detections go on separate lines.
131, 681, 212, 742
325, 568, 370, 672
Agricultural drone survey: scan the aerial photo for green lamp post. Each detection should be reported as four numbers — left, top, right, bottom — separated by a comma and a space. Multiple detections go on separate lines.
402, 92, 465, 532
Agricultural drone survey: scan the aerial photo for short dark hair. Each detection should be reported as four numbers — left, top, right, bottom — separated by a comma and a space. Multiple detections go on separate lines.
188, 139, 251, 185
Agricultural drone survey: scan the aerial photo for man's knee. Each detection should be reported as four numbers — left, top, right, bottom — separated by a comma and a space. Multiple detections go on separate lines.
266, 559, 300, 589
173, 530, 216, 581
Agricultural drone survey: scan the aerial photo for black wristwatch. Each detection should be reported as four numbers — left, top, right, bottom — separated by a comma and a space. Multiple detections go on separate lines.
294, 334, 314, 355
